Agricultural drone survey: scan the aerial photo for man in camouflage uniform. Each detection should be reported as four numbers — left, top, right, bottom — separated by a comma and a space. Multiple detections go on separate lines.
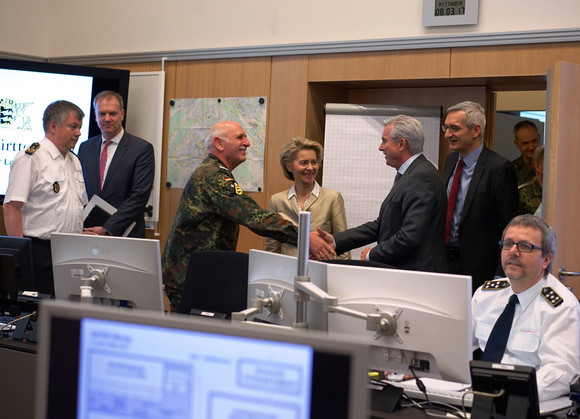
162, 121, 333, 310
512, 120, 540, 187
518, 146, 543, 215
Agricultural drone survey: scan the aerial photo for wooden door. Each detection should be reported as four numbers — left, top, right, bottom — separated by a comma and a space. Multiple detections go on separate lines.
545, 61, 580, 297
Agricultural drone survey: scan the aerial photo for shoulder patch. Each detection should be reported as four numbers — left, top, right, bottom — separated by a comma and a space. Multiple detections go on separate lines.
482, 280, 510, 290
25, 142, 40, 155
541, 287, 563, 307
232, 181, 243, 195
223, 177, 243, 195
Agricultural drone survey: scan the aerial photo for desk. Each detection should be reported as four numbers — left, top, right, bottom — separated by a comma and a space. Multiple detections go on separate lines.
0, 336, 37, 419
369, 403, 574, 418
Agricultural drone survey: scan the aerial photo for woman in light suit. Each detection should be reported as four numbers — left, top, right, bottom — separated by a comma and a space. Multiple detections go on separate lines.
265, 137, 350, 259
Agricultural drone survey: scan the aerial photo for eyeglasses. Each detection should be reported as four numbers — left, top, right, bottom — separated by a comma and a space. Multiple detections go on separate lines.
498, 240, 543, 253
441, 124, 474, 133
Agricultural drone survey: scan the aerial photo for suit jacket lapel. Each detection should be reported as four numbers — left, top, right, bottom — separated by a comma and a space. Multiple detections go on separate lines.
444, 153, 457, 185
460, 146, 488, 224
302, 192, 318, 212
89, 138, 102, 193
379, 154, 425, 214
102, 134, 127, 192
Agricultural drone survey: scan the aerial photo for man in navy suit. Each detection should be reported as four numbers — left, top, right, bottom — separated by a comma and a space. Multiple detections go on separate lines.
78, 91, 154, 237
443, 101, 518, 292
318, 115, 447, 272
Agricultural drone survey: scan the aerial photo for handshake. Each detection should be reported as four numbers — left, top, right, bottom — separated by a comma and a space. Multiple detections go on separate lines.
308, 228, 335, 260
309, 228, 371, 261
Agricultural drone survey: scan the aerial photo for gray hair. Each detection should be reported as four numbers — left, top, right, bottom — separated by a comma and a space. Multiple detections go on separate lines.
43, 100, 84, 133
446, 101, 486, 138
503, 214, 557, 274
383, 115, 425, 155
204, 122, 232, 149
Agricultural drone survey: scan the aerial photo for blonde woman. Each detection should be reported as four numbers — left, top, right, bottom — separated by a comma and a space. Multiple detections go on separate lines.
266, 137, 350, 259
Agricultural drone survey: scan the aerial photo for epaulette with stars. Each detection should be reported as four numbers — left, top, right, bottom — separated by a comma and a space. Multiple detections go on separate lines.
541, 287, 563, 307
25, 142, 40, 155
482, 280, 510, 291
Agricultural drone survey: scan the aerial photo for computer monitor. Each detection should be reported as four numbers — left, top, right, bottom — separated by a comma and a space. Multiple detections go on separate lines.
325, 263, 473, 384
246, 249, 328, 330
470, 360, 540, 419
0, 235, 35, 303
50, 233, 164, 312
34, 299, 369, 419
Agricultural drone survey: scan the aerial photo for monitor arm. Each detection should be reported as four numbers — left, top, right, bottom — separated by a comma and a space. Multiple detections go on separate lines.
294, 275, 400, 339
79, 265, 110, 301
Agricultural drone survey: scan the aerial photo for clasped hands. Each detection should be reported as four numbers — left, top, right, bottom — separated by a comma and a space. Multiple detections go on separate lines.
310, 228, 371, 261
308, 228, 336, 260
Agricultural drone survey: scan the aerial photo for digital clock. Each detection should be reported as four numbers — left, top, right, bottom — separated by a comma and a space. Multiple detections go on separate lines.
422, 0, 479, 27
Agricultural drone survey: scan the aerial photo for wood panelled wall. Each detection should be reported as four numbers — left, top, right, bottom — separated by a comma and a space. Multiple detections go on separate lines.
76, 42, 580, 254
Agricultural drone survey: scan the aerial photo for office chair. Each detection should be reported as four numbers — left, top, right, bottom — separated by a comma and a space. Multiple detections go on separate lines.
177, 250, 249, 318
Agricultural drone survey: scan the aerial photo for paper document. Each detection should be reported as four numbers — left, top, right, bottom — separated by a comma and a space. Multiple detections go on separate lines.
83, 195, 136, 237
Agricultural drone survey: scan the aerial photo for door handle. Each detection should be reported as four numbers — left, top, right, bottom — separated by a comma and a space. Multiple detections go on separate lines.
559, 268, 580, 281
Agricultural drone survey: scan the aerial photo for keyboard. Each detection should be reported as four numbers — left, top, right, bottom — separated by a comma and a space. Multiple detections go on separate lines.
389, 378, 474, 408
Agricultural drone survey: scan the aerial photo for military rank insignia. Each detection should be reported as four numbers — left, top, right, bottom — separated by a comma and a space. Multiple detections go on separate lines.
541, 287, 563, 307
53, 182, 60, 193
25, 142, 40, 155
225, 177, 243, 195
482, 280, 510, 290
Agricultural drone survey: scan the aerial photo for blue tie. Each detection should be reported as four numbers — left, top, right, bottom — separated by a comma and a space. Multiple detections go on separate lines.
481, 294, 519, 363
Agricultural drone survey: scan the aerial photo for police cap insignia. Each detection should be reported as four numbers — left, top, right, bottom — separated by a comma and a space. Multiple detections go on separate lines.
541, 287, 563, 307
25, 142, 40, 155
482, 280, 510, 291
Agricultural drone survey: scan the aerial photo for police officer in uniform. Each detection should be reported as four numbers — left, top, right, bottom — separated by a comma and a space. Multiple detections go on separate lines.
472, 214, 580, 401
162, 121, 334, 310
3, 100, 87, 296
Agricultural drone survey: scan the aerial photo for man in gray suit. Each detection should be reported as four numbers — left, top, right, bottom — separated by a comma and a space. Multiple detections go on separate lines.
317, 115, 447, 272
78, 90, 155, 237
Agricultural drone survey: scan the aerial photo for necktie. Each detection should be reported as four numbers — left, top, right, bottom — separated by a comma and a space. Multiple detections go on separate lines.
445, 159, 465, 245
99, 140, 112, 190
394, 172, 402, 182
481, 294, 519, 363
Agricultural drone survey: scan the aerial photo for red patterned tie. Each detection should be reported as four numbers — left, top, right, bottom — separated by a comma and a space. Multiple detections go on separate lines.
99, 140, 112, 190
445, 159, 465, 245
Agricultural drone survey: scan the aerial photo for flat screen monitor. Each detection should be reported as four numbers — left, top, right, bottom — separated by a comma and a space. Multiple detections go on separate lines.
470, 360, 540, 419
246, 249, 328, 330
0, 235, 35, 303
325, 263, 473, 384
34, 300, 369, 419
50, 233, 164, 312
0, 58, 130, 202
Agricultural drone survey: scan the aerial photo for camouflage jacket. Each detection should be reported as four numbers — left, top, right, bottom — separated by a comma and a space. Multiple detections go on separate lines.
517, 177, 542, 215
512, 155, 535, 187
162, 154, 298, 309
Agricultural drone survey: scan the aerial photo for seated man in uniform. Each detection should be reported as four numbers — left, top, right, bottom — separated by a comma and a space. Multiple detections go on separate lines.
472, 214, 580, 401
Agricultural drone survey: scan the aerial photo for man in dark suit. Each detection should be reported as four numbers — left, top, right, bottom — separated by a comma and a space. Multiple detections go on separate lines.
317, 115, 446, 272
443, 101, 518, 292
78, 90, 155, 237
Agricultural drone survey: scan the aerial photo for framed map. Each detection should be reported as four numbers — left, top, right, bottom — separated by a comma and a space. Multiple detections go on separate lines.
167, 97, 267, 191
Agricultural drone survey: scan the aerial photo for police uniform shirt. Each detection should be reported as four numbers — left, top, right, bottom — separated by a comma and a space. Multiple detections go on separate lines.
472, 273, 580, 401
4, 137, 87, 240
